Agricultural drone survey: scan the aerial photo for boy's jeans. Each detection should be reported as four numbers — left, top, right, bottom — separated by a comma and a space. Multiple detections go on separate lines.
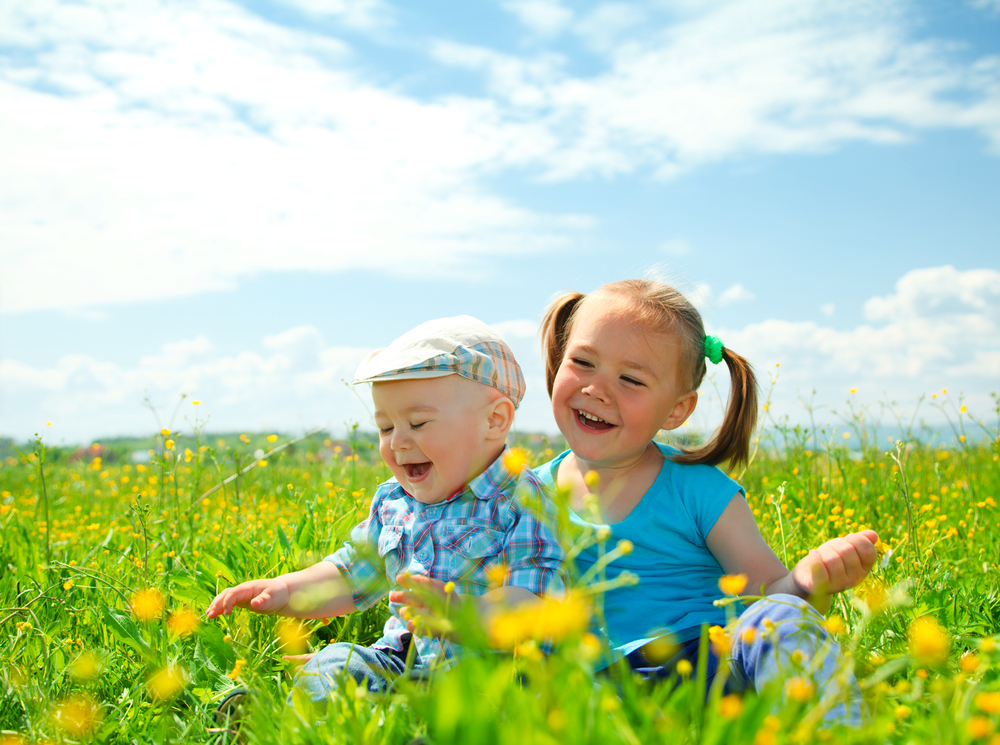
294, 640, 420, 702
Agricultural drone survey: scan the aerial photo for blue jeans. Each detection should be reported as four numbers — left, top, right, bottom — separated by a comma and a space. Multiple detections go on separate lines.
293, 640, 421, 703
626, 594, 863, 726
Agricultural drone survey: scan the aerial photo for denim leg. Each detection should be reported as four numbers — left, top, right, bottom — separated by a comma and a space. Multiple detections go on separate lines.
727, 594, 863, 726
293, 642, 410, 703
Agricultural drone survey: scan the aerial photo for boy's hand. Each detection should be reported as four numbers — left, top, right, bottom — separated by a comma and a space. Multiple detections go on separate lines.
389, 573, 462, 638
206, 578, 291, 619
791, 530, 879, 596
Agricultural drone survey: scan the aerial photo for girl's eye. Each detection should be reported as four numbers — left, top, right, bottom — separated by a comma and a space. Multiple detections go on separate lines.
571, 357, 594, 368
378, 426, 393, 435
410, 422, 426, 430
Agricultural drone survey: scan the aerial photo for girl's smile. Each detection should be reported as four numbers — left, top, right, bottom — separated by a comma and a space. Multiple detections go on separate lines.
551, 299, 697, 471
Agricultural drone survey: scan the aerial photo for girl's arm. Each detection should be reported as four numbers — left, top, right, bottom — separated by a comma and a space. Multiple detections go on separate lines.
206, 560, 358, 620
706, 494, 879, 613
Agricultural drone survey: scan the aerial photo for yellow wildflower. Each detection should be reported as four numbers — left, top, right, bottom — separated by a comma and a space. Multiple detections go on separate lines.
967, 717, 992, 739
718, 573, 748, 596
960, 653, 981, 673
226, 659, 246, 680
277, 619, 311, 655
267, 434, 278, 443
68, 651, 102, 681
489, 593, 590, 649
167, 608, 201, 637
719, 694, 743, 719
131, 588, 165, 621
908, 616, 950, 666
708, 625, 730, 656
976, 692, 1000, 714
584, 470, 600, 488
502, 448, 530, 475
147, 664, 186, 702
51, 694, 103, 736
785, 677, 815, 702
676, 659, 693, 678
824, 615, 846, 635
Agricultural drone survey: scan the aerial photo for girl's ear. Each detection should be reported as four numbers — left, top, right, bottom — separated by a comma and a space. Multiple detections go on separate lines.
485, 397, 516, 441
661, 390, 698, 431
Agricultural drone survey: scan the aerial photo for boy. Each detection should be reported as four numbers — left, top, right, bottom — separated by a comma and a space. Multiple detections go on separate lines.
206, 316, 564, 701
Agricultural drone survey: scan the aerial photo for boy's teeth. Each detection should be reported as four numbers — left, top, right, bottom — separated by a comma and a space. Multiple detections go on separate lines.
579, 411, 607, 424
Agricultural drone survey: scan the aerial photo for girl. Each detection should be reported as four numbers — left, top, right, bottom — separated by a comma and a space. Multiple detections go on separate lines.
536, 279, 878, 723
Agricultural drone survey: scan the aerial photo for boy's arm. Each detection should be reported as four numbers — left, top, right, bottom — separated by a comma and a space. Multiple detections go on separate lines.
206, 560, 357, 620
706, 493, 879, 613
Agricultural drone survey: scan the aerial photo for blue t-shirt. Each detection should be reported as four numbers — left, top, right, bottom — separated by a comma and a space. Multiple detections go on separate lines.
536, 442, 744, 659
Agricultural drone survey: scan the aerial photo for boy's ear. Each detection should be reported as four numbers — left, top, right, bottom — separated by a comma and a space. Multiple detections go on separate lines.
661, 390, 698, 431
485, 397, 516, 441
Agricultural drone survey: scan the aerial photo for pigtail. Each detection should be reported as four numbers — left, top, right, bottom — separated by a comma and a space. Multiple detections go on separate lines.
671, 347, 758, 468
539, 291, 585, 396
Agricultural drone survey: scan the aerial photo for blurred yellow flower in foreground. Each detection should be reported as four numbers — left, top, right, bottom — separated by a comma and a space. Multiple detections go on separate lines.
277, 619, 311, 655
908, 616, 950, 666
68, 650, 102, 681
131, 588, 165, 622
976, 692, 1000, 714
708, 625, 730, 656
227, 659, 246, 680
147, 664, 186, 702
52, 694, 103, 736
167, 608, 201, 637
854, 576, 889, 614
785, 677, 815, 702
489, 593, 590, 650
719, 574, 748, 596
719, 694, 743, 719
967, 717, 992, 739
502, 448, 529, 475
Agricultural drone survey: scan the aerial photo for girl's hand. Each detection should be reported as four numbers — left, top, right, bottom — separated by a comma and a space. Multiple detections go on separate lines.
206, 578, 290, 618
791, 530, 879, 596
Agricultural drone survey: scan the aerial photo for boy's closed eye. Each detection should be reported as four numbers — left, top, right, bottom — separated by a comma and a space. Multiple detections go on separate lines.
620, 376, 644, 386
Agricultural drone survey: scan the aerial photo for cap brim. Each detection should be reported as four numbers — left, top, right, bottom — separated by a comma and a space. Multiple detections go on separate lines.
352, 370, 456, 385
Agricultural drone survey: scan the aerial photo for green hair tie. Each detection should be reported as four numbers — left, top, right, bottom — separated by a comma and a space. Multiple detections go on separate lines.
704, 335, 725, 365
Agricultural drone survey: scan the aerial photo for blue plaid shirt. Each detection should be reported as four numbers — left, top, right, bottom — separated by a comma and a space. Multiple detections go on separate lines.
326, 448, 564, 666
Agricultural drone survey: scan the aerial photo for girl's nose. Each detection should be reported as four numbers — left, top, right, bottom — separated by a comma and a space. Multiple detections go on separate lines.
582, 377, 610, 402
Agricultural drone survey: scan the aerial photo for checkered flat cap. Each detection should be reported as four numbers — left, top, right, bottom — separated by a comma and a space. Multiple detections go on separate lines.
353, 315, 525, 408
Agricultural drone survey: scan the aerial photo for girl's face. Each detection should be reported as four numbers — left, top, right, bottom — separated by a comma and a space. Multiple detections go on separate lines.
551, 298, 697, 469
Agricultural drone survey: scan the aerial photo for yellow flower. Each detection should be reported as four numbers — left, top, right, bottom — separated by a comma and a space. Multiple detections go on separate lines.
443, 581, 456, 594
226, 659, 246, 680
708, 625, 730, 656
184, 448, 193, 462
489, 593, 591, 649
164, 439, 175, 450
131, 588, 165, 621
167, 609, 201, 637
63, 580, 74, 591
584, 470, 600, 488
486, 562, 508, 587
51, 694, 103, 736
854, 576, 889, 614
147, 664, 186, 702
980, 638, 997, 654
676, 659, 693, 678
908, 615, 950, 666
976, 692, 1000, 714
68, 651, 102, 681
960, 653, 981, 673
502, 448, 530, 475
642, 635, 678, 664
192, 400, 200, 405
823, 615, 846, 635
718, 573, 748, 596
785, 677, 815, 702
719, 694, 743, 719
277, 619, 311, 655
967, 717, 992, 739
578, 633, 602, 662
161, 428, 171, 437
741, 627, 756, 644
894, 705, 910, 720
617, 539, 634, 555
267, 434, 278, 443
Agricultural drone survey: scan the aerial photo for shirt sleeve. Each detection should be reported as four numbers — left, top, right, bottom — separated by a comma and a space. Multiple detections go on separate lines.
325, 486, 394, 611
502, 471, 567, 596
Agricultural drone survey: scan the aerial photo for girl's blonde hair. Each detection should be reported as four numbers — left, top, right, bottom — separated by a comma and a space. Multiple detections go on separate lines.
540, 279, 758, 468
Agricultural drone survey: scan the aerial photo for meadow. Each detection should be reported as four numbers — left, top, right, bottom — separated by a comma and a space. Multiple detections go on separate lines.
1, 391, 999, 744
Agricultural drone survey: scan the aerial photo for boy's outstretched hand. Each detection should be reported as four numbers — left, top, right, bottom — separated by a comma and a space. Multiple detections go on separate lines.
206, 578, 290, 619
791, 530, 879, 598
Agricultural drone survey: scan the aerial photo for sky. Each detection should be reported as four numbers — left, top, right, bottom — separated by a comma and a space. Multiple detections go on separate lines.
1, 0, 999, 446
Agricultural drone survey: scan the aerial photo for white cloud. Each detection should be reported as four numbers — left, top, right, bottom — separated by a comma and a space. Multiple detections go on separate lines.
0, 329, 373, 441
434, 0, 1000, 179
490, 319, 539, 338
718, 282, 755, 305
276, 0, 394, 30
706, 266, 1000, 430
502, 0, 573, 37
0, 0, 589, 314
820, 302, 835, 317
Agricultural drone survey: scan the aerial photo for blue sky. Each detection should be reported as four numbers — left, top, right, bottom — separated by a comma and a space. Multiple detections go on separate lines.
1, 0, 999, 445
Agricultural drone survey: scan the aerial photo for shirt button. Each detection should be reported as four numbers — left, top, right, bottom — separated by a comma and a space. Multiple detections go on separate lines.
417, 550, 430, 562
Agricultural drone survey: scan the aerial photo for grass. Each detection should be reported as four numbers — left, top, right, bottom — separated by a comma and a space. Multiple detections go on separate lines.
1, 393, 999, 744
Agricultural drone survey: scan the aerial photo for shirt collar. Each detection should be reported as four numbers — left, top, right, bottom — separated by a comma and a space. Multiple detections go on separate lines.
463, 445, 515, 501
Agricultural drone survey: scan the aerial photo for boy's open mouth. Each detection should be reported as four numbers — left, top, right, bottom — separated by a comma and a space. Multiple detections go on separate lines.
576, 410, 615, 431
404, 462, 432, 479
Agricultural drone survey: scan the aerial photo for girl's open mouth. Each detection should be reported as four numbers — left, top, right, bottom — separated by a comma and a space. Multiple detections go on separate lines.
576, 410, 615, 431
404, 462, 432, 479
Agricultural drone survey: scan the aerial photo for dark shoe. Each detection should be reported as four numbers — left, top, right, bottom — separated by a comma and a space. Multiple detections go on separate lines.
207, 688, 248, 741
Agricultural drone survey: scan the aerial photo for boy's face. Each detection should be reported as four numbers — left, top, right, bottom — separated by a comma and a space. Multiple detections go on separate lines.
372, 375, 498, 504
